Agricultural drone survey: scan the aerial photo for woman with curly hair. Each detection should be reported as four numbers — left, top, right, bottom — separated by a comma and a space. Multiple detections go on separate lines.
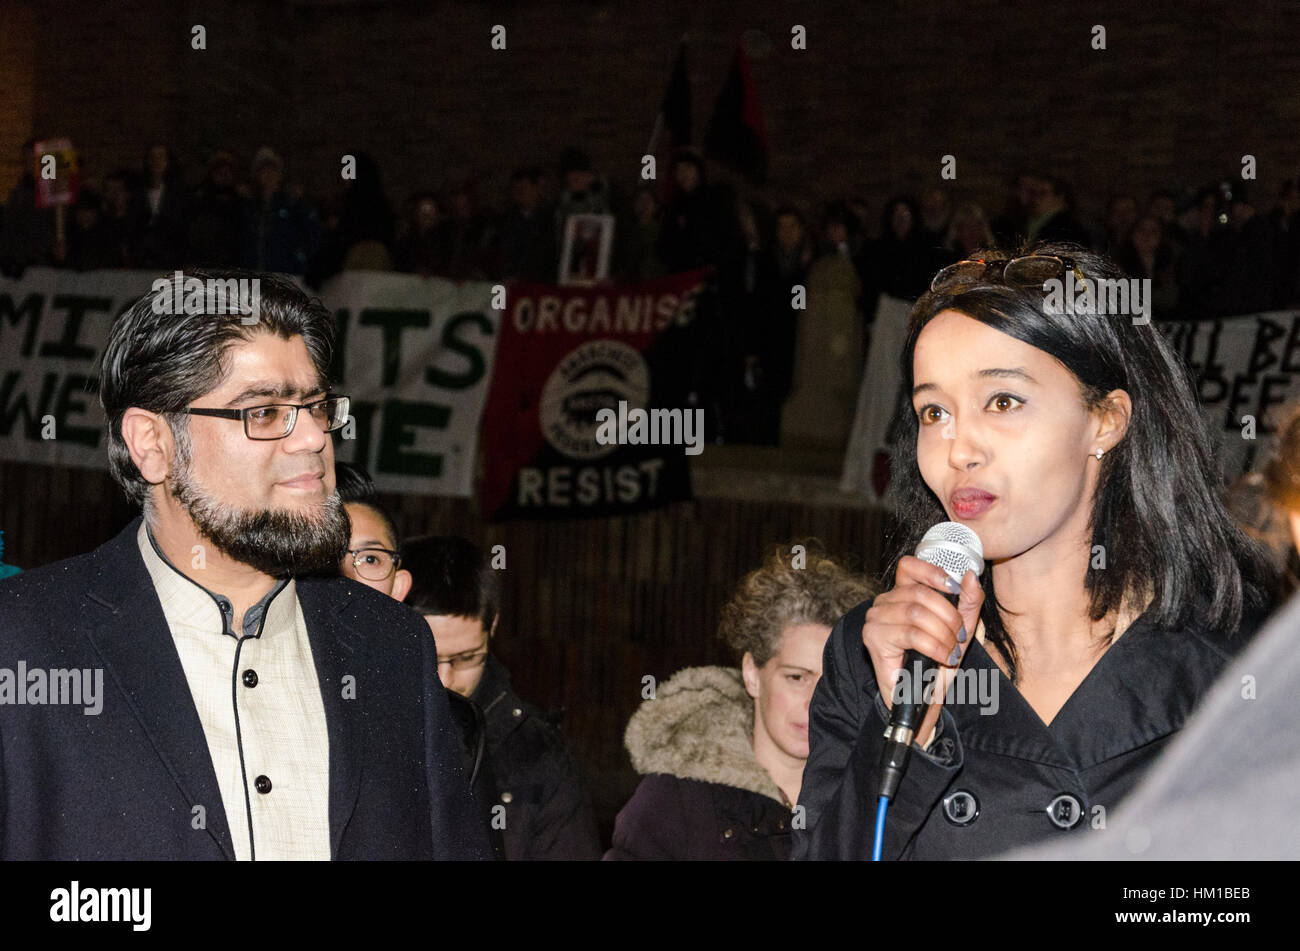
604, 542, 874, 860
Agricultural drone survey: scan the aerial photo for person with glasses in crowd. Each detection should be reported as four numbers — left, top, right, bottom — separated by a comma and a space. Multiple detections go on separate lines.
794, 243, 1277, 860
331, 461, 506, 858
0, 270, 488, 860
334, 460, 411, 601
402, 535, 602, 860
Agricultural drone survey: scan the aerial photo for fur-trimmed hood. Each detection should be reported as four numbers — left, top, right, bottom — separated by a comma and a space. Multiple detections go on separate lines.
623, 665, 786, 804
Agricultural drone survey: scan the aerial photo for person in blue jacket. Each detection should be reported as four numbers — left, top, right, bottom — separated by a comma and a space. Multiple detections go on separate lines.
0, 530, 20, 580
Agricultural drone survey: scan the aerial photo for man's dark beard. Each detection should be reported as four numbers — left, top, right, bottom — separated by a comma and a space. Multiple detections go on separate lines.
168, 446, 351, 578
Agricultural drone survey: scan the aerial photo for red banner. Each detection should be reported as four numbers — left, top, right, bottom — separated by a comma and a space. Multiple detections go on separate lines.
480, 269, 711, 520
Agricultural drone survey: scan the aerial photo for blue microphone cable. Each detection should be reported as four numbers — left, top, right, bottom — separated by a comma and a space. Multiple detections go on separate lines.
872, 795, 888, 861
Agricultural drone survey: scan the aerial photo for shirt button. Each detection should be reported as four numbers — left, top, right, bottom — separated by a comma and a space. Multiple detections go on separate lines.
242, 669, 258, 688
942, 789, 980, 826
1047, 793, 1083, 829
254, 775, 272, 794
501, 791, 513, 804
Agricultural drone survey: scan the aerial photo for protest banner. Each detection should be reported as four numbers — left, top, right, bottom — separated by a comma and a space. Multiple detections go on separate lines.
0, 268, 496, 497
479, 268, 710, 519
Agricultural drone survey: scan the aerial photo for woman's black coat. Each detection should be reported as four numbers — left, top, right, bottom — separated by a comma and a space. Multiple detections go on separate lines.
793, 597, 1265, 860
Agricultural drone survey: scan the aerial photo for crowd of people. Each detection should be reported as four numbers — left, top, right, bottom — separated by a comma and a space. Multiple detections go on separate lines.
1, 247, 1299, 860
332, 463, 602, 860
5, 139, 1300, 448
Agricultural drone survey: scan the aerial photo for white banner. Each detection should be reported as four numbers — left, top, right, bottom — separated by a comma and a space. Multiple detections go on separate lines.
840, 293, 912, 501
841, 306, 1300, 506
0, 268, 497, 497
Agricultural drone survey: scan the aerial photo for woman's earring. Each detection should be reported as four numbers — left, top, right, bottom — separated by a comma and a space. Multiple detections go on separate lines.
1094, 448, 1105, 459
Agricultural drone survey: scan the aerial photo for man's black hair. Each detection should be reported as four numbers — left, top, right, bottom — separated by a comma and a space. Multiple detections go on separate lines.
335, 459, 376, 502
334, 460, 401, 550
99, 269, 336, 507
402, 535, 499, 628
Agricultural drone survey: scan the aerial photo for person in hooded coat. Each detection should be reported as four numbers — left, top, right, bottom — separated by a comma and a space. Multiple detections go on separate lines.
605, 542, 874, 860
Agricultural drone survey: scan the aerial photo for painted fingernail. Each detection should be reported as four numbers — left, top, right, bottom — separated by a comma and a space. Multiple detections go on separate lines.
947, 645, 962, 665
943, 575, 962, 595
956, 625, 967, 644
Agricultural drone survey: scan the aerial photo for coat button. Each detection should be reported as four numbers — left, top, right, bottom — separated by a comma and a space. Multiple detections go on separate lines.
722, 828, 733, 840
1047, 793, 1083, 829
501, 791, 513, 803
254, 775, 272, 794
242, 669, 258, 688
777, 819, 786, 830
942, 789, 979, 826
512, 707, 522, 718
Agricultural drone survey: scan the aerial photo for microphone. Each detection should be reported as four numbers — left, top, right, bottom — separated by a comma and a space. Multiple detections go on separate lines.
876, 521, 984, 801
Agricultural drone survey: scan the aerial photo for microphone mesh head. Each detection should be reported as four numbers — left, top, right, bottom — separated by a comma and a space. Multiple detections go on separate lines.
915, 521, 984, 582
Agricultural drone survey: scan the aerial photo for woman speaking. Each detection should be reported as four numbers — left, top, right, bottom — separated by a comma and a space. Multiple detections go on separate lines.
793, 242, 1278, 860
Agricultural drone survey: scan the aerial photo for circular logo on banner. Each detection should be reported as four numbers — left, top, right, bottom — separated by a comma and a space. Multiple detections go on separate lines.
539, 340, 650, 460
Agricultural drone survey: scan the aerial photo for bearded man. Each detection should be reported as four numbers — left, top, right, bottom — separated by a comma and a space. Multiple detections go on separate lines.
0, 271, 489, 860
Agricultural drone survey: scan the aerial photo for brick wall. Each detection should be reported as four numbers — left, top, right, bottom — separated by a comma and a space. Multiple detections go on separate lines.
0, 1, 37, 191
7, 0, 1300, 230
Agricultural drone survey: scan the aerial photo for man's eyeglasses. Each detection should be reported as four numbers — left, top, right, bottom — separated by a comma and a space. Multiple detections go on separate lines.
930, 254, 1090, 294
179, 396, 350, 440
437, 649, 488, 672
346, 547, 401, 582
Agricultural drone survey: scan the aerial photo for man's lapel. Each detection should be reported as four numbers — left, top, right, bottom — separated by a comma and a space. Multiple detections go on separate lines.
81, 516, 237, 859
296, 577, 367, 859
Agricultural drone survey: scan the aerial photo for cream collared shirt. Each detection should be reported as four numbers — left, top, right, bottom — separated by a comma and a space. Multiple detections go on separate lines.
137, 522, 332, 860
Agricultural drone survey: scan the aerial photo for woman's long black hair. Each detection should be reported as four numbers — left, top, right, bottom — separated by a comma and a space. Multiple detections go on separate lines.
886, 241, 1277, 681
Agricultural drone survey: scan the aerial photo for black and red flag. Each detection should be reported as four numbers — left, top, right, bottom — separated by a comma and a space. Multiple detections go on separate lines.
648, 42, 693, 204
703, 38, 769, 185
